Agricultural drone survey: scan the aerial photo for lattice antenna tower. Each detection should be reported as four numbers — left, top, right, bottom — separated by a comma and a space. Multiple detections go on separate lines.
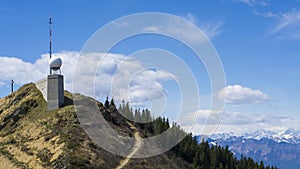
49, 15, 53, 74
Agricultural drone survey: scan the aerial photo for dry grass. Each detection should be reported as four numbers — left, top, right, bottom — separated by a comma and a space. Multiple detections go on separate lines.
0, 83, 65, 169
0, 83, 190, 169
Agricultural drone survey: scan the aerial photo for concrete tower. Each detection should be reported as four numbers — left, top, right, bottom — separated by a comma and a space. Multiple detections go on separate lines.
47, 57, 64, 111
47, 15, 64, 111
36, 16, 64, 111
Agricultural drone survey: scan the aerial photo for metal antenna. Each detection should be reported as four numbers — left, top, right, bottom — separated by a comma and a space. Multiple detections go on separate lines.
49, 15, 53, 75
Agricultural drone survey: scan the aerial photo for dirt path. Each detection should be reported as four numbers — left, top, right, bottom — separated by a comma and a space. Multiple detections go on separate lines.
115, 122, 142, 169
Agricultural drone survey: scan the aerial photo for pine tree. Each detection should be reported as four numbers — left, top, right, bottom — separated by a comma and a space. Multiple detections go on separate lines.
99, 98, 278, 169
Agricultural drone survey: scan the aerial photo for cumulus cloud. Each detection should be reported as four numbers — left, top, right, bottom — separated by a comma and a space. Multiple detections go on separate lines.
72, 52, 175, 107
0, 56, 45, 85
0, 51, 175, 107
143, 13, 222, 43
218, 84, 270, 104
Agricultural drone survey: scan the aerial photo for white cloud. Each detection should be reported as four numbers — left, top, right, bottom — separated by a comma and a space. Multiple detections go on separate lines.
253, 8, 300, 39
238, 0, 300, 39
180, 13, 223, 39
216, 112, 300, 134
177, 109, 224, 134
237, 0, 268, 7
178, 109, 218, 126
199, 21, 223, 39
270, 10, 300, 36
238, 0, 256, 6
128, 70, 173, 102
255, 9, 300, 33
180, 109, 299, 135
143, 13, 222, 43
218, 84, 270, 104
0, 56, 46, 85
0, 51, 175, 107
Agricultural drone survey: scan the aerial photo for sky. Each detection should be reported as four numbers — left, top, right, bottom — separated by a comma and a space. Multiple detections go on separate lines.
1, 0, 300, 135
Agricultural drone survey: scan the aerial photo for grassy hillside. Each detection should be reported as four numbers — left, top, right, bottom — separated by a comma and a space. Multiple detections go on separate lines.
0, 83, 277, 169
0, 83, 189, 169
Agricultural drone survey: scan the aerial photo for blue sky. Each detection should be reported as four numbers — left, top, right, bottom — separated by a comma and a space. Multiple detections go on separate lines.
1, 0, 300, 134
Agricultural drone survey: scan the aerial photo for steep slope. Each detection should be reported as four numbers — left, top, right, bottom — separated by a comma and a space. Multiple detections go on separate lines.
0, 83, 277, 169
0, 83, 119, 168
0, 83, 190, 169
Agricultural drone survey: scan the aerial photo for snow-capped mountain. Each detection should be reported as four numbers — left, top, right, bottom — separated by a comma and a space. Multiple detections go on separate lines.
276, 128, 300, 144
210, 128, 300, 144
196, 128, 300, 169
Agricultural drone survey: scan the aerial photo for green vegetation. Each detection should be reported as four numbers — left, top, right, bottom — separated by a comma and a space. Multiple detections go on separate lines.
116, 99, 278, 169
0, 84, 278, 169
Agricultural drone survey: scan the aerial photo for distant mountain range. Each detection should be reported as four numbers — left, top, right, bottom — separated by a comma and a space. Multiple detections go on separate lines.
196, 128, 300, 169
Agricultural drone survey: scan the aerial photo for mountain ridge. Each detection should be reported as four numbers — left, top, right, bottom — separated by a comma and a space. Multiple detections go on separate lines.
196, 129, 300, 169
0, 83, 189, 169
0, 83, 277, 169
208, 128, 300, 144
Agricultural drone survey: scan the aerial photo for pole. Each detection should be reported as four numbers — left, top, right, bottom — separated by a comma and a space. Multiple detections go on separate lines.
11, 79, 14, 93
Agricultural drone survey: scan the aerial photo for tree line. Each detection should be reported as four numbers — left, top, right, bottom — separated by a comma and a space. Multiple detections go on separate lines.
100, 98, 278, 169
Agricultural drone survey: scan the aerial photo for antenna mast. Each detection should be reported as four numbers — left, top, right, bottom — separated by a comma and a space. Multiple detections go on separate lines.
49, 15, 53, 74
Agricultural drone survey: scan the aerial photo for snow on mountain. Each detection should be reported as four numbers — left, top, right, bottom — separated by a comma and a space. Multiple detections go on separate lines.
209, 128, 300, 144
210, 132, 235, 140
195, 128, 300, 169
244, 129, 276, 140
276, 128, 300, 144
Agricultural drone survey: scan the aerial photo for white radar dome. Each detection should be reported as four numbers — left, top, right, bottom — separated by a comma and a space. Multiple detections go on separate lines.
49, 57, 62, 69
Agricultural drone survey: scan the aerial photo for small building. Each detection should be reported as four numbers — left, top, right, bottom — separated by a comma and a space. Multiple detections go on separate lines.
36, 76, 65, 111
